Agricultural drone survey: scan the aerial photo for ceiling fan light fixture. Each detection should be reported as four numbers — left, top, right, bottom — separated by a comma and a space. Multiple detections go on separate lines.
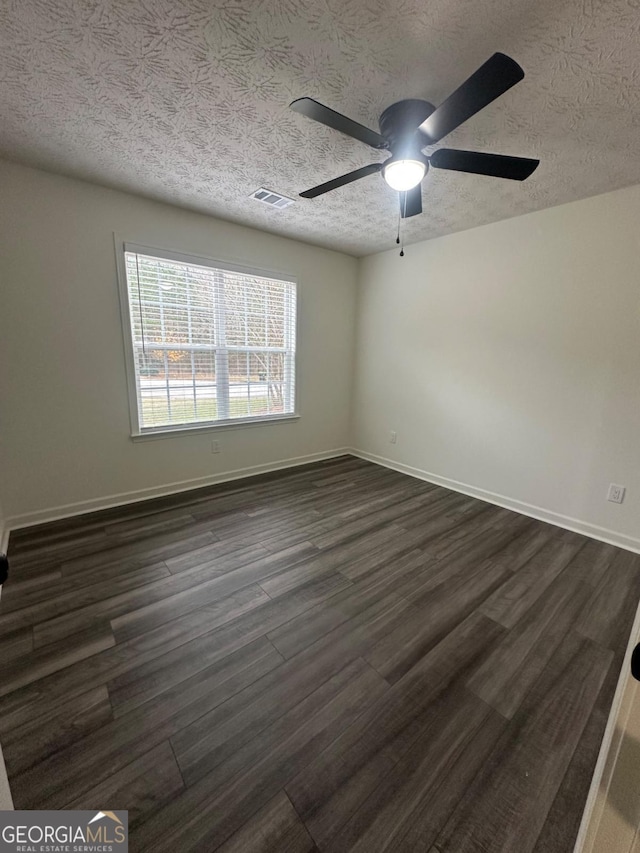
382, 158, 426, 191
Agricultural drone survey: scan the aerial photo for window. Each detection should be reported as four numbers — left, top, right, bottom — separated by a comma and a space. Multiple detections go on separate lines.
118, 244, 297, 435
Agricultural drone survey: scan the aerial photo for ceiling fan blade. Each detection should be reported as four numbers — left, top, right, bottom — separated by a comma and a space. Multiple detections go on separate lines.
419, 53, 524, 145
430, 148, 539, 180
400, 185, 422, 218
290, 98, 386, 149
299, 163, 383, 198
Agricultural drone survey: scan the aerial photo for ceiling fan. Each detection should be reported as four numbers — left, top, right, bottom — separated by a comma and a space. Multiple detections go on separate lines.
290, 53, 539, 219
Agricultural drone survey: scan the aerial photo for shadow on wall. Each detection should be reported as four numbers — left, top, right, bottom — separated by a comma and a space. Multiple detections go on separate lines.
608, 730, 640, 830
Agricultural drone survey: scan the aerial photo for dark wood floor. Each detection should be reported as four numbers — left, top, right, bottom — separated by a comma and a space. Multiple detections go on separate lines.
1, 456, 639, 852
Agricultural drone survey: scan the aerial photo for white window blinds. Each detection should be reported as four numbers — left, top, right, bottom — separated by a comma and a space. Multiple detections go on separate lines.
122, 248, 297, 432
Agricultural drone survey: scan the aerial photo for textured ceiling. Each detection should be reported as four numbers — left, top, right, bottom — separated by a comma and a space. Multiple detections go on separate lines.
1, 0, 639, 256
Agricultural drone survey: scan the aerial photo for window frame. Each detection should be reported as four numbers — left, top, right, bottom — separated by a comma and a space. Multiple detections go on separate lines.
115, 237, 300, 439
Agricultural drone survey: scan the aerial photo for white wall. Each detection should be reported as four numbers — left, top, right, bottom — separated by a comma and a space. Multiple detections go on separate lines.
2, 158, 639, 550
352, 184, 640, 551
0, 161, 357, 525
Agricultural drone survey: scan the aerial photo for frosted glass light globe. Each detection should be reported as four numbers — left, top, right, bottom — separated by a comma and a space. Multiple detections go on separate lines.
382, 159, 426, 191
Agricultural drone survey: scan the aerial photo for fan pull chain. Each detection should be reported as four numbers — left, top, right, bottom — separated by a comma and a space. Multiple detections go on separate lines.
398, 193, 406, 257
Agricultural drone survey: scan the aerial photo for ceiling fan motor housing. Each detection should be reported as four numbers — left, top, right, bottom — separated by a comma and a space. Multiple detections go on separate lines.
379, 99, 434, 153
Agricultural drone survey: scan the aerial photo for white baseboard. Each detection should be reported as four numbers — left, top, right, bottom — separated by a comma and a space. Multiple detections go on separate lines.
6, 442, 639, 552
4, 447, 351, 534
350, 448, 640, 555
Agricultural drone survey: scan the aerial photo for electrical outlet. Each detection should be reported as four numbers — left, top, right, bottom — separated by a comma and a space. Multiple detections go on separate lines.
211, 440, 220, 454
390, 431, 397, 444
607, 483, 625, 504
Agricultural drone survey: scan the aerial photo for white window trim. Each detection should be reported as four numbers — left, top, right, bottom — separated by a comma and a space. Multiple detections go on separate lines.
114, 236, 300, 438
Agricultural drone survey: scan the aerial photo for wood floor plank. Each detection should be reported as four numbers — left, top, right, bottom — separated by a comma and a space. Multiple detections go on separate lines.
163, 516, 321, 572
6, 531, 112, 575
483, 522, 556, 573
335, 483, 432, 522
337, 531, 427, 581
1, 559, 172, 613
0, 573, 349, 735
216, 791, 317, 853
433, 632, 612, 853
163, 540, 268, 577
575, 548, 640, 654
170, 629, 392, 787
466, 570, 593, 718
562, 538, 620, 587
285, 686, 426, 846
274, 591, 417, 682
8, 636, 283, 809
59, 528, 219, 576
321, 687, 504, 853
108, 586, 273, 715
365, 560, 510, 683
109, 562, 272, 644
0, 606, 240, 734
2, 685, 113, 776
0, 623, 115, 697
31, 568, 236, 647
422, 505, 522, 560
106, 510, 197, 543
131, 658, 388, 852
8, 526, 109, 561
259, 518, 341, 555
2, 456, 636, 853
397, 519, 532, 603
65, 741, 185, 828
392, 612, 505, 710
310, 498, 427, 551
0, 571, 63, 610
1, 562, 170, 641
479, 530, 587, 628
109, 572, 353, 720
344, 548, 431, 600
2, 629, 34, 663
530, 661, 620, 853
33, 540, 313, 647
260, 527, 403, 598
162, 534, 253, 574
268, 553, 427, 660
383, 705, 507, 853
397, 495, 486, 536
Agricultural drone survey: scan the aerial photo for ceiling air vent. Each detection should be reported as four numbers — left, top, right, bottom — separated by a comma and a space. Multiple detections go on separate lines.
250, 188, 295, 209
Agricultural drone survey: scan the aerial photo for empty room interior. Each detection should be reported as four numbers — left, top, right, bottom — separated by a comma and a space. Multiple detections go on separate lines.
1, 0, 640, 851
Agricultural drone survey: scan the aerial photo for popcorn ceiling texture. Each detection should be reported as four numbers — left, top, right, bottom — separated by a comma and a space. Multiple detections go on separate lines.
1, 0, 639, 256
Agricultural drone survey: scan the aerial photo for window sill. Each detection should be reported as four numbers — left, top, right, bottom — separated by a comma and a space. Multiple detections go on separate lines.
131, 413, 300, 441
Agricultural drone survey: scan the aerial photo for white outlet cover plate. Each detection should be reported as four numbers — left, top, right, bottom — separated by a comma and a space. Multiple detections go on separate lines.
607, 484, 626, 503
